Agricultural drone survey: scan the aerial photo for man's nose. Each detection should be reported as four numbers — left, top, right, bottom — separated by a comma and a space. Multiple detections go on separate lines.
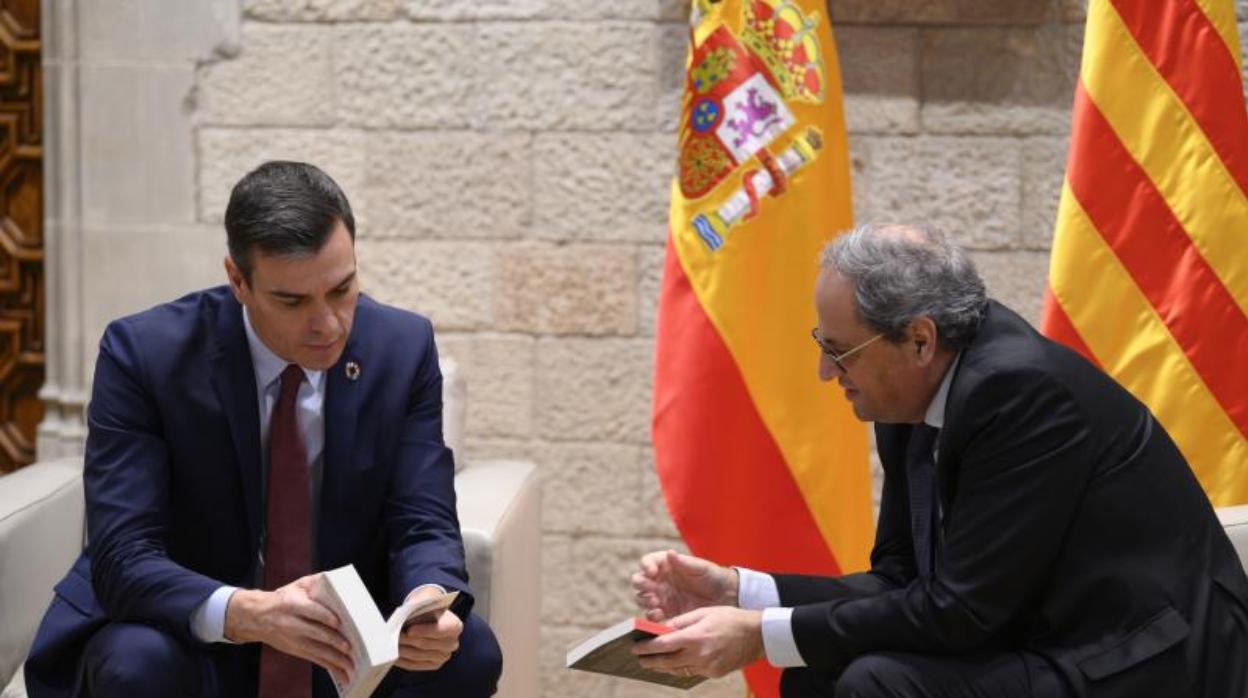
308, 302, 339, 335
818, 353, 840, 382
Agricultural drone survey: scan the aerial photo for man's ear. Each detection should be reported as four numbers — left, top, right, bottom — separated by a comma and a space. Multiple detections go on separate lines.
223, 256, 248, 303
910, 316, 939, 365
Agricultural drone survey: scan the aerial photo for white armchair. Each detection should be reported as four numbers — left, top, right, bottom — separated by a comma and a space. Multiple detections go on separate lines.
0, 358, 540, 698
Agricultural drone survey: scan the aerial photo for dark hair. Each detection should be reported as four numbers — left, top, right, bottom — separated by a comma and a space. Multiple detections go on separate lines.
224, 161, 356, 283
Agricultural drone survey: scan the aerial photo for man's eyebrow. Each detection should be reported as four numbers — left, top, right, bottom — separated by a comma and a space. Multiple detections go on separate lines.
267, 271, 357, 301
332, 271, 356, 289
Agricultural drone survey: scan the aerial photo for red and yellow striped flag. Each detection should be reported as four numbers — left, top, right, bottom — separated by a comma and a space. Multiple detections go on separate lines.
653, 1, 872, 693
1042, 0, 1248, 504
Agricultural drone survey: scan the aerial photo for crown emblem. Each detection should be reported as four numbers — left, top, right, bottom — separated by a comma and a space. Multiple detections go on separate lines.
741, 0, 825, 103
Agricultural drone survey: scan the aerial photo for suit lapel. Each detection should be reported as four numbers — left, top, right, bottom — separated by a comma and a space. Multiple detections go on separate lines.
321, 328, 362, 539
209, 296, 264, 546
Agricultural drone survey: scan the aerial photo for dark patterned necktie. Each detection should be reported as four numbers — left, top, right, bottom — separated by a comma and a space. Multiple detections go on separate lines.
907, 424, 941, 578
258, 364, 311, 698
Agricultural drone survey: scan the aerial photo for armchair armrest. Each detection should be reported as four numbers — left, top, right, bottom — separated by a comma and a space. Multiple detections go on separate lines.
0, 458, 86, 690
455, 459, 540, 698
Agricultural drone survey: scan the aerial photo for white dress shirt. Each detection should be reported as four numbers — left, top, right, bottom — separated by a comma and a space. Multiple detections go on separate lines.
741, 353, 962, 667
190, 308, 327, 642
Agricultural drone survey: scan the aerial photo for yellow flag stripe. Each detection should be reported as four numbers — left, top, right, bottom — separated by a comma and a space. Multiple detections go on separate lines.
1050, 183, 1248, 504
1082, 0, 1248, 317
1191, 0, 1244, 74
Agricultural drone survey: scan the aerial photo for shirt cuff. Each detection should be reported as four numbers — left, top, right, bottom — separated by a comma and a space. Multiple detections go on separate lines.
761, 607, 806, 667
405, 583, 448, 601
190, 586, 239, 644
734, 567, 780, 610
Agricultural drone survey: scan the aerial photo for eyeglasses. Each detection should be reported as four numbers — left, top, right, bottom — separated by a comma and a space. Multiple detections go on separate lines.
810, 327, 884, 373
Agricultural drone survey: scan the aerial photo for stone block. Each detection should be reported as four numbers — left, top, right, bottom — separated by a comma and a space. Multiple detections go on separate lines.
474, 22, 659, 131
80, 0, 239, 62
435, 334, 536, 439
862, 136, 1022, 250
638, 447, 681, 539
921, 25, 1081, 135
404, 0, 671, 20
197, 128, 368, 224
637, 245, 666, 338
359, 131, 532, 239
1021, 136, 1069, 250
657, 0, 689, 21
1057, 0, 1088, 23
355, 240, 495, 331
655, 23, 689, 133
616, 672, 748, 698
80, 64, 198, 226
1241, 22, 1248, 105
536, 337, 654, 443
533, 133, 672, 245
539, 442, 646, 535
334, 23, 476, 129
832, 0, 1048, 25
838, 27, 920, 135
847, 135, 871, 224
550, 537, 674, 627
245, 0, 401, 21
540, 624, 618, 697
197, 24, 335, 127
970, 251, 1051, 326
461, 436, 539, 463
495, 243, 638, 336
541, 534, 578, 624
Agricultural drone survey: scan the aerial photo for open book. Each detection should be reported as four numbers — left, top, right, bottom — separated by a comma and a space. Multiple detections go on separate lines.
566, 617, 706, 690
313, 564, 459, 698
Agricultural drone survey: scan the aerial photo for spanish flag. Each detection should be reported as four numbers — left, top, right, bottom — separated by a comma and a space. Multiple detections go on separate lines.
1042, 0, 1248, 504
653, 1, 872, 693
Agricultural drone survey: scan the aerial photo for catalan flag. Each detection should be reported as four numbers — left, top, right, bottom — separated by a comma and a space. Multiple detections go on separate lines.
653, 1, 872, 693
1042, 0, 1248, 504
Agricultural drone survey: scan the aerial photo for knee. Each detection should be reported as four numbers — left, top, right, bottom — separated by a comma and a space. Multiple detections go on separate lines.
780, 667, 830, 698
85, 623, 197, 698
454, 614, 503, 696
835, 654, 906, 698
391, 613, 502, 697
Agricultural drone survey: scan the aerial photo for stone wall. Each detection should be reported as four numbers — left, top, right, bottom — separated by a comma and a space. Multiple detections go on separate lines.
43, 0, 1248, 696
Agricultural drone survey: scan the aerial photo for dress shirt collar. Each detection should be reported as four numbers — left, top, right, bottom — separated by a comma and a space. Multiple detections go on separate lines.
922, 352, 961, 430
242, 307, 324, 392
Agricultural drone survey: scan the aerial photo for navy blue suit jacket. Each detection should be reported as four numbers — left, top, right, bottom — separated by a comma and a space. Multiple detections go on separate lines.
25, 286, 471, 696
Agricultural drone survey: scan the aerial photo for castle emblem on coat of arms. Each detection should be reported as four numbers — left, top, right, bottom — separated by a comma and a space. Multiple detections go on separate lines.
679, 0, 828, 251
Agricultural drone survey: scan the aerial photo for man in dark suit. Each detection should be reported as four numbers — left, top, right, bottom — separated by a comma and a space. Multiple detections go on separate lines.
24, 162, 501, 697
631, 223, 1248, 697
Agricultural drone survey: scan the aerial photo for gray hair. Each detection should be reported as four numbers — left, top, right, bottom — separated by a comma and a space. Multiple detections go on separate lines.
820, 223, 988, 349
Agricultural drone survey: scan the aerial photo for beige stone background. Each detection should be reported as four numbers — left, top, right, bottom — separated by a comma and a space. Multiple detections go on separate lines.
39, 0, 1248, 696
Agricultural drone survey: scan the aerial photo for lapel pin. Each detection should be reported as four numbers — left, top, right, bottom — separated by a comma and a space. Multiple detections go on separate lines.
345, 361, 361, 382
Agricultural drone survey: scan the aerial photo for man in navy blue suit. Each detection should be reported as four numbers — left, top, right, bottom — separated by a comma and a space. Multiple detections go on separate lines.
24, 161, 502, 697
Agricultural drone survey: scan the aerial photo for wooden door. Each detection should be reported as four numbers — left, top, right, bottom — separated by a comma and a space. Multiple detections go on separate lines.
0, 0, 41, 473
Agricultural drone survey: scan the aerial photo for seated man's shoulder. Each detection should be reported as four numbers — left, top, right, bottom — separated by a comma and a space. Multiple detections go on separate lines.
102, 286, 232, 354
354, 294, 434, 344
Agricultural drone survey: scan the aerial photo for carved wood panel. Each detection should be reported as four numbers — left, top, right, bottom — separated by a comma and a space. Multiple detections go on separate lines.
0, 0, 41, 473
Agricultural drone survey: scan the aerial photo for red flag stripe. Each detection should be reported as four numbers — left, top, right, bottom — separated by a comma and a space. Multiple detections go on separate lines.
1109, 0, 1248, 197
653, 237, 843, 578
1066, 83, 1248, 439
1040, 284, 1102, 370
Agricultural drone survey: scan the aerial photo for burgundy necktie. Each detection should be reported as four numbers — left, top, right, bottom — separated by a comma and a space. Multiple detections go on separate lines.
258, 364, 311, 698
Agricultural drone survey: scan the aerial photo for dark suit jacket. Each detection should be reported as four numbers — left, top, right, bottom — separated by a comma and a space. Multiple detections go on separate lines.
25, 286, 471, 696
773, 301, 1248, 698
